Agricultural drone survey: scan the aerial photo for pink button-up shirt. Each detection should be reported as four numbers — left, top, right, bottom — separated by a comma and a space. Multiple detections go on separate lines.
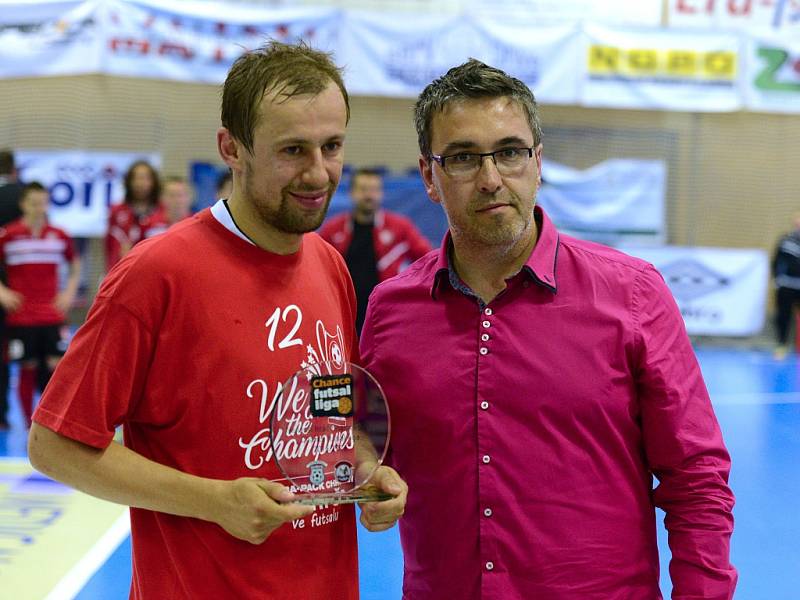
360, 207, 736, 600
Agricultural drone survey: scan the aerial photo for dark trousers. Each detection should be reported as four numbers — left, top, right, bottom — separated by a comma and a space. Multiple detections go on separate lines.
0, 310, 8, 426
775, 287, 800, 346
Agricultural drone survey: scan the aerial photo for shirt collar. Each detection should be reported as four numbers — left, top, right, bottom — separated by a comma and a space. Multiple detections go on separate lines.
211, 198, 256, 245
430, 205, 559, 300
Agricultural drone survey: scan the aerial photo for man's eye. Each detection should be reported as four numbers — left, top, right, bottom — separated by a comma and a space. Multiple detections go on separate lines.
453, 153, 474, 163
323, 141, 342, 153
283, 146, 302, 156
498, 148, 520, 159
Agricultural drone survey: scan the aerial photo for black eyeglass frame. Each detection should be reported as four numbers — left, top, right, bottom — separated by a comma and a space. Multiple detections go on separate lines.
429, 146, 535, 173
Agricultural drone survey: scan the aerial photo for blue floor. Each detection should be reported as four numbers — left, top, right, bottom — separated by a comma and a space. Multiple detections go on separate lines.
3, 347, 799, 599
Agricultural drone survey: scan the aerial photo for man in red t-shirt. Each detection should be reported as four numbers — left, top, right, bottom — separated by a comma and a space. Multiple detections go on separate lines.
319, 169, 432, 332
27, 42, 407, 600
0, 182, 80, 427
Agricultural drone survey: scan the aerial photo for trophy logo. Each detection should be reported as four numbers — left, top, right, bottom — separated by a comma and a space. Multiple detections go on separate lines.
309, 374, 354, 417
307, 460, 327, 486
334, 461, 353, 483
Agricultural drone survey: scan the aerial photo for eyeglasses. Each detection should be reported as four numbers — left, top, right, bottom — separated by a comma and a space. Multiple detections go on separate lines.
430, 147, 534, 179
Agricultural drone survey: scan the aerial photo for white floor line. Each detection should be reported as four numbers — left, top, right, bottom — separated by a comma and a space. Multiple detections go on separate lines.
44, 510, 131, 600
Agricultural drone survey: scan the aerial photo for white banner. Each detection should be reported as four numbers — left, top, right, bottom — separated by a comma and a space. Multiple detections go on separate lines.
537, 159, 666, 246
744, 29, 800, 113
340, 12, 582, 103
467, 0, 663, 26
0, 0, 104, 78
15, 150, 161, 237
618, 246, 768, 336
98, 0, 340, 84
581, 25, 743, 112
0, 0, 340, 83
667, 0, 800, 32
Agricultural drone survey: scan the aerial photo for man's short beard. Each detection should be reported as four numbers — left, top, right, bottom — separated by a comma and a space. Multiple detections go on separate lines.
244, 165, 333, 234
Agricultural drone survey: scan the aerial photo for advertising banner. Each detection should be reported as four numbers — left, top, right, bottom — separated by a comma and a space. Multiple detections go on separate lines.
667, 0, 800, 32
99, 0, 340, 84
340, 12, 582, 104
744, 29, 800, 113
15, 149, 161, 237
619, 245, 769, 336
537, 159, 666, 246
0, 0, 103, 79
581, 25, 743, 111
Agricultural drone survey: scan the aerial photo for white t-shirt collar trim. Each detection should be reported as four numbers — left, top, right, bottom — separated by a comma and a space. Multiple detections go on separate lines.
210, 199, 255, 246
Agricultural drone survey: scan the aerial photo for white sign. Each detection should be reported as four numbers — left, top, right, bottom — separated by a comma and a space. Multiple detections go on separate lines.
0, 0, 103, 78
0, 0, 340, 83
340, 12, 582, 103
467, 0, 663, 26
744, 29, 800, 113
619, 245, 769, 336
667, 0, 800, 31
537, 159, 666, 246
15, 150, 161, 237
581, 25, 743, 111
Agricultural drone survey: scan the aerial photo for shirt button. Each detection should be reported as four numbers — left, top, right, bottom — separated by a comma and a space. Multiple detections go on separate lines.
481, 333, 490, 342
522, 280, 531, 288
482, 455, 491, 464
484, 308, 493, 316
484, 508, 493, 517
480, 401, 489, 410
485, 561, 494, 571
482, 320, 491, 329
479, 347, 488, 356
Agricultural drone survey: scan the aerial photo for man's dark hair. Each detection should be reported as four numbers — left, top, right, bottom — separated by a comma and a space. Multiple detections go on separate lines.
123, 160, 161, 207
0, 149, 15, 176
414, 59, 542, 159
20, 181, 46, 201
221, 40, 350, 155
349, 168, 383, 192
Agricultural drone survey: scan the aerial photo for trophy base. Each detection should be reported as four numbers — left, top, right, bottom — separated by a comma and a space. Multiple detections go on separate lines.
293, 485, 395, 506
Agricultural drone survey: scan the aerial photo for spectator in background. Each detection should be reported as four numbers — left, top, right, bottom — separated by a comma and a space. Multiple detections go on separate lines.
105, 160, 160, 272
319, 168, 432, 332
0, 150, 23, 226
142, 176, 193, 239
0, 182, 80, 428
0, 150, 23, 429
360, 59, 736, 599
771, 212, 800, 359
217, 170, 233, 200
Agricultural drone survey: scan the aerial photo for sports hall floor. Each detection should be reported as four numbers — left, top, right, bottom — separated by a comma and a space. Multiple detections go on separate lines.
1, 347, 798, 600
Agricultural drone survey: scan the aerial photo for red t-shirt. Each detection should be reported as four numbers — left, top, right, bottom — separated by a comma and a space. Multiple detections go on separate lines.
140, 206, 171, 239
105, 203, 153, 271
34, 206, 360, 599
0, 219, 75, 326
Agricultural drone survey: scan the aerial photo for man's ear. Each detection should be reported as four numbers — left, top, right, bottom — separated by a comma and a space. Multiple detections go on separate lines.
217, 127, 245, 172
419, 156, 441, 205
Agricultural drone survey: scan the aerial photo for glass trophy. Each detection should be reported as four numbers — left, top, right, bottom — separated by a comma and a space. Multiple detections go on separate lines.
270, 360, 393, 505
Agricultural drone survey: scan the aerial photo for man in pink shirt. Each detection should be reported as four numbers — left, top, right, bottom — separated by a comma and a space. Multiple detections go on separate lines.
360, 59, 736, 599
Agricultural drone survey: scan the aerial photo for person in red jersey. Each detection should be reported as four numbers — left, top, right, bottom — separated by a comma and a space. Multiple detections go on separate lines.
360, 60, 737, 600
0, 182, 80, 427
27, 41, 407, 600
104, 160, 161, 272
319, 168, 431, 333
141, 176, 193, 239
